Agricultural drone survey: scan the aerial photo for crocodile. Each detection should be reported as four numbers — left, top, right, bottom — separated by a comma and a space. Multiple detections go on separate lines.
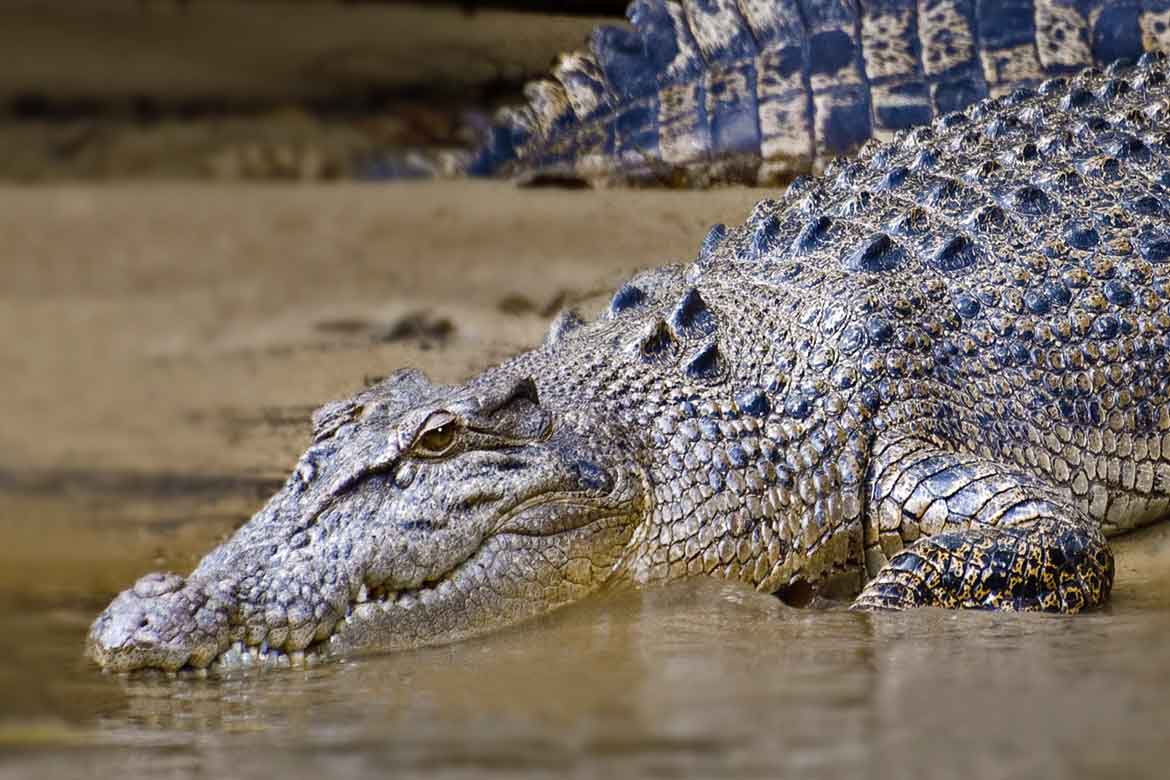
464, 0, 1170, 186
88, 53, 1170, 673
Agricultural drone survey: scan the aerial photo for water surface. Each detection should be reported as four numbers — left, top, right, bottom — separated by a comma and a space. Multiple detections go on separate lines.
4, 504, 1170, 780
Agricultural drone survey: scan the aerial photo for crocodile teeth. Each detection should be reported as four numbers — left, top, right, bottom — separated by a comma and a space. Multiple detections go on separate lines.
352, 602, 381, 622
200, 637, 327, 674
356, 584, 369, 603
366, 585, 399, 604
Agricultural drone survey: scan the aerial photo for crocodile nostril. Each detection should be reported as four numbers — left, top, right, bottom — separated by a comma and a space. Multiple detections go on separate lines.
132, 571, 185, 598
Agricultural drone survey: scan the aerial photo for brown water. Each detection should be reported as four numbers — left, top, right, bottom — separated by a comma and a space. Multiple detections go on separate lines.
3, 183, 1170, 779
3, 520, 1170, 780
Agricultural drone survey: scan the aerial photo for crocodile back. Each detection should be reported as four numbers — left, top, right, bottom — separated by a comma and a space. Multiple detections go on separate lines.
690, 56, 1170, 532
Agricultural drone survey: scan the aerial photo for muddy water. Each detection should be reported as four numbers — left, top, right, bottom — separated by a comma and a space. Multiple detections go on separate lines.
3, 183, 1170, 780
4, 543, 1170, 780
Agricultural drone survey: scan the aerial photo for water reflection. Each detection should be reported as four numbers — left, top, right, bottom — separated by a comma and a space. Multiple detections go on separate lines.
5, 574, 1170, 779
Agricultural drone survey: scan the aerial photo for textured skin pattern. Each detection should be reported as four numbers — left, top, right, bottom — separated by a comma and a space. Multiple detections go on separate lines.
854, 438, 1115, 610
467, 0, 1170, 185
89, 56, 1170, 673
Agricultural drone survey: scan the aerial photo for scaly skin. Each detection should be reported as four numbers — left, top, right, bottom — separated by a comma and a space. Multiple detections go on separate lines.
90, 55, 1170, 673
465, 0, 1170, 186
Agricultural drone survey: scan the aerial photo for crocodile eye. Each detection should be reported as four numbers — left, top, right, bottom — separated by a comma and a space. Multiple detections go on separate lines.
412, 412, 459, 456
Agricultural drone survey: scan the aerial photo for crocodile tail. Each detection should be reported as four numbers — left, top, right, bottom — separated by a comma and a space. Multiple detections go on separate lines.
466, 0, 801, 185
466, 0, 676, 182
462, 0, 891, 186
463, 0, 1167, 187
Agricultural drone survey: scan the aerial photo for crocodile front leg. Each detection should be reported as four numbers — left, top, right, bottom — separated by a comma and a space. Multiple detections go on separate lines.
853, 435, 1114, 614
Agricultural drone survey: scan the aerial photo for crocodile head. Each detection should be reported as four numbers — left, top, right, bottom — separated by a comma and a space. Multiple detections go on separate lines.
87, 367, 644, 672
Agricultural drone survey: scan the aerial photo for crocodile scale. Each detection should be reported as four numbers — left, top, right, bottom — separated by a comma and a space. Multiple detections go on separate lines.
467, 0, 1170, 185
88, 55, 1170, 673
523, 55, 1170, 609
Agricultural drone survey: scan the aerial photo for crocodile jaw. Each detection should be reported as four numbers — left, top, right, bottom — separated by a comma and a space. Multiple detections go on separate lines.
87, 374, 645, 674
87, 508, 637, 675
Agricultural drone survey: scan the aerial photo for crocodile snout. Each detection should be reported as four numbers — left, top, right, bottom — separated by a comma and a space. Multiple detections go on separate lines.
87, 572, 230, 673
